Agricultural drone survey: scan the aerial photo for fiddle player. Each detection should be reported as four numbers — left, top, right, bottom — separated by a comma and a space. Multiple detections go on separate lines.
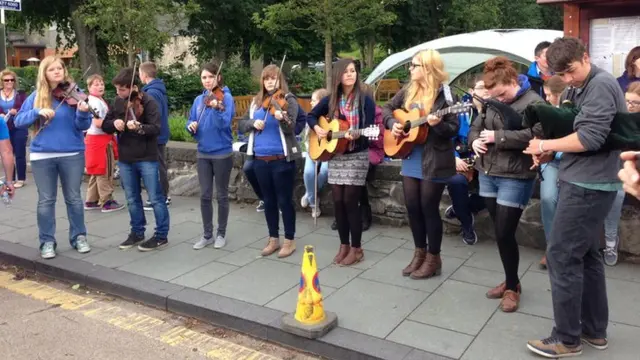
14, 55, 92, 259
237, 64, 301, 259
102, 67, 170, 252
187, 62, 235, 250
382, 49, 459, 277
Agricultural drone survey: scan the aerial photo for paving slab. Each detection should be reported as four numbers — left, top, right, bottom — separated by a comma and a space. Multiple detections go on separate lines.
323, 278, 429, 338
169, 261, 239, 289
387, 320, 474, 359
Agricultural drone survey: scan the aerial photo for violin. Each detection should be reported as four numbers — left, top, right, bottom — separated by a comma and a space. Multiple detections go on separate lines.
51, 81, 100, 118
262, 89, 289, 116
124, 88, 144, 123
203, 86, 225, 111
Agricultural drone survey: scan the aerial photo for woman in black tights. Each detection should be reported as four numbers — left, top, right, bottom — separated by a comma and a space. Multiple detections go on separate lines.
307, 59, 376, 266
383, 49, 459, 279
468, 56, 544, 312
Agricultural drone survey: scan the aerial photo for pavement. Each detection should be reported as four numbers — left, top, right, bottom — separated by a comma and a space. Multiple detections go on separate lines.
1, 177, 640, 360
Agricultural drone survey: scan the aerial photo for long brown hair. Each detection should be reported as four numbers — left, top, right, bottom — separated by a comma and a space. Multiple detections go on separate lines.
624, 46, 640, 78
328, 58, 362, 119
253, 65, 289, 106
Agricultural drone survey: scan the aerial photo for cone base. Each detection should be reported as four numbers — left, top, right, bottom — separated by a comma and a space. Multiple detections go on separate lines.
281, 311, 338, 339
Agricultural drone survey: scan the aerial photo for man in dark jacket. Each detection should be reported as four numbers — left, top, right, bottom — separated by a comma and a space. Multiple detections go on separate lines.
139, 61, 171, 209
102, 67, 170, 252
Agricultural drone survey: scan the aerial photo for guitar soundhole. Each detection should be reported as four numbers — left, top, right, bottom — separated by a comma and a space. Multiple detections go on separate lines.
402, 121, 411, 133
326, 132, 333, 141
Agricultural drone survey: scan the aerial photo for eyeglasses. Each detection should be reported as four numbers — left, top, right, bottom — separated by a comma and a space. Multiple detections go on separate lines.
409, 63, 422, 70
3, 79, 15, 82
627, 100, 640, 107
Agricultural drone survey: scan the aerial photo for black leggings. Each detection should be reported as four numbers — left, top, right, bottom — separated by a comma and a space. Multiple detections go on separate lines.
403, 177, 446, 254
484, 197, 524, 292
333, 184, 363, 247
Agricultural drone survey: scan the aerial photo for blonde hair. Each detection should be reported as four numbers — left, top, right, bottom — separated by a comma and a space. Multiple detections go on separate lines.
0, 69, 19, 90
33, 56, 72, 133
403, 49, 448, 113
312, 88, 329, 102
628, 81, 640, 97
86, 74, 104, 88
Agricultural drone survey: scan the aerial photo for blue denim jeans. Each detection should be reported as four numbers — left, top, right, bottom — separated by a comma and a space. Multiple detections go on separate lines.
30, 153, 86, 248
303, 153, 328, 207
478, 173, 535, 210
119, 161, 170, 239
243, 158, 263, 201
540, 160, 560, 242
604, 190, 625, 248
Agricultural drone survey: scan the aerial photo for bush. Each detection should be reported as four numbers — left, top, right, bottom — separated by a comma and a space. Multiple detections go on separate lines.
288, 68, 325, 95
168, 114, 195, 143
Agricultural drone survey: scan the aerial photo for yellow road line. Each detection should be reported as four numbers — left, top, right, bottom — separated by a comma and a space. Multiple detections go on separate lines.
0, 271, 281, 360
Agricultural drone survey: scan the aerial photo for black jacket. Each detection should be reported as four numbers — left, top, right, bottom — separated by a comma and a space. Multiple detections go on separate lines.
383, 88, 460, 179
102, 92, 161, 163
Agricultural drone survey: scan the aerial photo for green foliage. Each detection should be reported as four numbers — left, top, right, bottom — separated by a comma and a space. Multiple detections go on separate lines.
9, 66, 39, 93
76, 0, 198, 65
382, 0, 445, 52
168, 114, 195, 142
288, 69, 325, 95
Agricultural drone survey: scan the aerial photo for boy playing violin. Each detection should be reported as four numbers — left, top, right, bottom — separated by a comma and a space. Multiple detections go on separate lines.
102, 67, 171, 252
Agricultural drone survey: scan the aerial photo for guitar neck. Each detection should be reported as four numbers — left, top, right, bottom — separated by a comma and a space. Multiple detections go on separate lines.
411, 107, 454, 128
332, 127, 370, 139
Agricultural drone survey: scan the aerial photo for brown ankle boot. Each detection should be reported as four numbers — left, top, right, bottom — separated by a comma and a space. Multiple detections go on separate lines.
402, 248, 426, 276
410, 253, 442, 279
261, 237, 280, 256
278, 239, 296, 258
333, 244, 350, 264
339, 247, 364, 266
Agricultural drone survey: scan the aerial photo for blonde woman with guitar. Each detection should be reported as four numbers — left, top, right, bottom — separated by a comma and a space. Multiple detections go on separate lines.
382, 49, 460, 280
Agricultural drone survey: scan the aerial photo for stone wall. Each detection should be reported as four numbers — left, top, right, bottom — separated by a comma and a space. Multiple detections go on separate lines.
165, 141, 640, 262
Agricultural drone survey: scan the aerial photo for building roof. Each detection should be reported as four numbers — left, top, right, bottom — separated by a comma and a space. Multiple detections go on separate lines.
364, 29, 563, 85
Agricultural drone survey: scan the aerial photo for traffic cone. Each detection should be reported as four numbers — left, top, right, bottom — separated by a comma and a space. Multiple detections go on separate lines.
281, 245, 338, 339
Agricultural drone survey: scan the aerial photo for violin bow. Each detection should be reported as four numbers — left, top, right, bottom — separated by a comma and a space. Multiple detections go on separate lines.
257, 52, 287, 134
195, 61, 224, 125
122, 58, 140, 131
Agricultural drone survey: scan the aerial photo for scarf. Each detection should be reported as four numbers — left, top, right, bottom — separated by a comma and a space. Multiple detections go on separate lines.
339, 92, 359, 150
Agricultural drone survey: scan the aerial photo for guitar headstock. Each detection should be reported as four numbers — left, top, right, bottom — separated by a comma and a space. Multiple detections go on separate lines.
363, 124, 380, 140
449, 102, 474, 114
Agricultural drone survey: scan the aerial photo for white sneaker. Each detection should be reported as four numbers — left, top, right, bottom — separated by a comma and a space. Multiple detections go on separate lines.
312, 207, 321, 218
193, 236, 214, 250
214, 235, 226, 249
74, 235, 91, 254
301, 194, 309, 208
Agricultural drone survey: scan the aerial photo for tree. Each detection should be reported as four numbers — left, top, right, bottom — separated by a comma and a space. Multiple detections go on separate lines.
352, 0, 404, 69
76, 0, 198, 67
382, 0, 449, 52
8, 0, 102, 75
255, 0, 386, 88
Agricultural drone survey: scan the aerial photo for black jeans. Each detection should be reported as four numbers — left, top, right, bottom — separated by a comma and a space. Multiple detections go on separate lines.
243, 158, 263, 201
253, 158, 296, 240
547, 181, 616, 344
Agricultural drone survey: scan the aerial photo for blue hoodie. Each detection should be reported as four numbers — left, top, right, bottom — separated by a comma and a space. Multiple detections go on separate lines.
187, 87, 234, 156
143, 79, 170, 144
14, 92, 91, 153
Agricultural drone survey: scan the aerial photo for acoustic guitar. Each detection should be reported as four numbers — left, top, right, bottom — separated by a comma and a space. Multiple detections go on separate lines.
383, 103, 473, 159
307, 116, 381, 161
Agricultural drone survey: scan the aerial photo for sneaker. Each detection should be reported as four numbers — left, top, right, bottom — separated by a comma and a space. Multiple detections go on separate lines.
331, 219, 337, 231
214, 235, 227, 249
40, 242, 56, 259
256, 200, 265, 212
301, 194, 310, 208
144, 198, 171, 211
444, 205, 457, 219
312, 207, 321, 218
119, 233, 145, 250
14, 180, 25, 188
101, 199, 125, 213
462, 226, 478, 245
138, 236, 168, 251
580, 334, 608, 350
603, 240, 618, 266
74, 235, 91, 254
193, 236, 214, 250
84, 201, 101, 210
166, 197, 172, 207
527, 337, 582, 358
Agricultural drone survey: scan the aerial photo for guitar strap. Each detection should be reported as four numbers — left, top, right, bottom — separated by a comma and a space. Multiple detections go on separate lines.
443, 84, 454, 106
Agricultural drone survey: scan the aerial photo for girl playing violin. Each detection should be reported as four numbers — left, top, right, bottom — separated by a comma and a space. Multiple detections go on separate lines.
187, 62, 235, 250
307, 58, 376, 266
238, 64, 302, 259
382, 49, 459, 278
14, 55, 93, 259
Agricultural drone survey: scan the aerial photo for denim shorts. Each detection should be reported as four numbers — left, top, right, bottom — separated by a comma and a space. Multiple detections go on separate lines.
478, 173, 535, 209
